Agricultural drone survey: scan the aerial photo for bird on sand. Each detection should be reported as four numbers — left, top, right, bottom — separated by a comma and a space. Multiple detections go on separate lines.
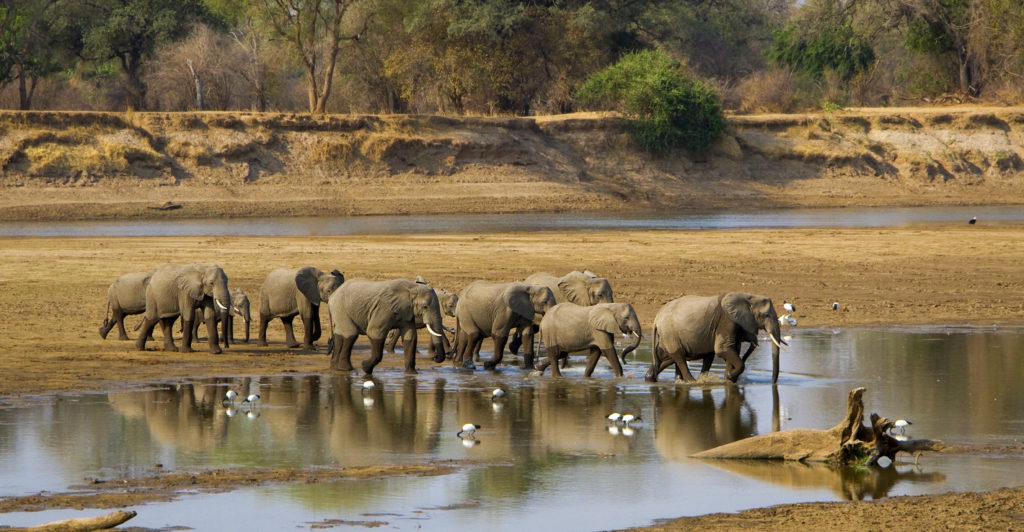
831, 302, 840, 310
969, 216, 977, 225
457, 423, 481, 438
783, 301, 796, 312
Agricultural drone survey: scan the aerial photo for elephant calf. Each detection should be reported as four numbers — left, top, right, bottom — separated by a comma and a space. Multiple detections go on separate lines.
258, 267, 344, 350
188, 287, 251, 345
648, 292, 787, 384
537, 302, 641, 378
100, 271, 153, 340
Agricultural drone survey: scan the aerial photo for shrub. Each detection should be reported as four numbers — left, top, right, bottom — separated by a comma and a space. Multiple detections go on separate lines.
577, 49, 726, 152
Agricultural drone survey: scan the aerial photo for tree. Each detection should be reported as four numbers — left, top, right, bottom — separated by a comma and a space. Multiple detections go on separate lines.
0, 0, 63, 109
257, 0, 368, 113
69, 0, 209, 109
578, 49, 726, 152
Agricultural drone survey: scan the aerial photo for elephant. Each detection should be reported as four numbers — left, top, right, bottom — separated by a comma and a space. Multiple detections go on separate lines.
385, 280, 457, 356
187, 287, 251, 345
258, 267, 344, 350
327, 278, 448, 375
99, 271, 153, 340
535, 302, 642, 378
135, 264, 231, 354
514, 270, 615, 363
646, 292, 787, 384
453, 281, 556, 370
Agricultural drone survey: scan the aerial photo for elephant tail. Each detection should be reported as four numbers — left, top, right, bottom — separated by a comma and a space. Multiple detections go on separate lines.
650, 325, 660, 370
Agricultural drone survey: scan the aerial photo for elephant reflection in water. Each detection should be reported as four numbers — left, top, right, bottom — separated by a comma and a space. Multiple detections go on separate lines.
325, 375, 446, 464
107, 382, 230, 452
652, 386, 760, 460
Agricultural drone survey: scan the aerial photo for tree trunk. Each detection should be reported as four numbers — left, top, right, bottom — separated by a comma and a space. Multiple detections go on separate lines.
186, 59, 204, 111
23, 510, 137, 531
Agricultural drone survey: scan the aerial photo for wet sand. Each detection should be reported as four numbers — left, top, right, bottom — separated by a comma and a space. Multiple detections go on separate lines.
1, 224, 1023, 529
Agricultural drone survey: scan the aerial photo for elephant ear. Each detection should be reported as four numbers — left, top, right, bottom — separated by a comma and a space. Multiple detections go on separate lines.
414, 276, 428, 285
379, 284, 414, 322
503, 286, 535, 321
556, 278, 588, 305
295, 266, 322, 305
588, 306, 621, 334
722, 292, 758, 335
176, 268, 204, 302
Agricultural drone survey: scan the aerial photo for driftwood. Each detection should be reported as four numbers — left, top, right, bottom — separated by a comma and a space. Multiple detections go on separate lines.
693, 387, 944, 465
22, 510, 136, 531
148, 201, 181, 211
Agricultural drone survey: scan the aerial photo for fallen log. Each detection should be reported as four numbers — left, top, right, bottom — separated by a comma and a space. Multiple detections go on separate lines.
22, 510, 136, 531
692, 387, 944, 465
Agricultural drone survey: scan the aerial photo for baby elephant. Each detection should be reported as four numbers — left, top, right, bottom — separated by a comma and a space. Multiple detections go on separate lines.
537, 302, 642, 377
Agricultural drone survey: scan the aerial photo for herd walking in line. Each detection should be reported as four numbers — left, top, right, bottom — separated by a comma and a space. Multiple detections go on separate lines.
101, 264, 790, 383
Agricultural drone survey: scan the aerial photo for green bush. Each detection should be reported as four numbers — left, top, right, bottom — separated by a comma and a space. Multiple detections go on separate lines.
767, 24, 875, 81
577, 49, 726, 153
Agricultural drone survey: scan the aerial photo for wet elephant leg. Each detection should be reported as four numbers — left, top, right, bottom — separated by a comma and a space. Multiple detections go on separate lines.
384, 329, 399, 354
539, 345, 557, 376
667, 349, 696, 381
402, 330, 418, 374
310, 305, 322, 343
583, 346, 601, 377
717, 349, 744, 382
603, 348, 624, 377
205, 309, 222, 354
520, 326, 537, 370
699, 354, 715, 377
330, 333, 357, 371
135, 316, 159, 350
484, 334, 508, 370
644, 346, 665, 382
362, 337, 386, 375
281, 315, 299, 348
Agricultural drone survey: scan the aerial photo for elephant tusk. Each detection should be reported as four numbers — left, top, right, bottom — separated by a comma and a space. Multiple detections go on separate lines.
768, 332, 786, 349
216, 299, 228, 311
425, 323, 444, 337
632, 331, 641, 338
443, 325, 455, 334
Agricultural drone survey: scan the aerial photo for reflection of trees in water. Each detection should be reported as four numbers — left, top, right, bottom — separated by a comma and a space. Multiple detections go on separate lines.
702, 460, 946, 501
652, 386, 758, 460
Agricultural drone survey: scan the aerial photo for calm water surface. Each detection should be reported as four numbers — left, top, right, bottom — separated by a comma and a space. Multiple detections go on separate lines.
0, 205, 1020, 237
1, 327, 1023, 530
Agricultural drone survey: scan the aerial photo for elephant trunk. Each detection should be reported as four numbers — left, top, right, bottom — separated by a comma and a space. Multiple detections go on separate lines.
424, 311, 447, 363
620, 328, 642, 363
767, 319, 782, 384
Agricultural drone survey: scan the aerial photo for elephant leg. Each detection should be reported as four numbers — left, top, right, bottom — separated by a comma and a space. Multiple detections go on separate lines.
666, 349, 696, 382
135, 316, 159, 350
362, 337, 386, 375
225, 315, 234, 347
257, 315, 270, 347
310, 305, 322, 342
384, 329, 399, 354
114, 309, 129, 340
717, 349, 745, 382
281, 315, 300, 348
699, 354, 715, 377
220, 314, 230, 349
644, 346, 663, 382
538, 345, 556, 376
508, 329, 522, 356
180, 318, 195, 353
159, 317, 177, 351
603, 348, 624, 378
191, 318, 201, 341
300, 312, 316, 350
520, 326, 537, 370
561, 355, 572, 369
330, 334, 357, 371
402, 329, 418, 375
484, 334, 508, 370
740, 342, 757, 363
205, 309, 222, 354
583, 347, 601, 378
456, 330, 480, 369
243, 319, 250, 343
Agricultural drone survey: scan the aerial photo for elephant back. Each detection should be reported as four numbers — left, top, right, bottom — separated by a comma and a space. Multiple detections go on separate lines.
111, 271, 152, 313
653, 295, 720, 354
260, 267, 304, 317
524, 273, 564, 303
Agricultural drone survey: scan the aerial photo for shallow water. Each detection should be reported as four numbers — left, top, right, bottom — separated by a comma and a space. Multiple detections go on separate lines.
2, 327, 1024, 530
0, 205, 1020, 237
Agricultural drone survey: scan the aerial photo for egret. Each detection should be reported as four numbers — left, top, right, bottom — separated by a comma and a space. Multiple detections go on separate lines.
969, 216, 977, 225
622, 414, 641, 425
362, 380, 376, 393
831, 302, 839, 310
457, 423, 481, 438
243, 393, 260, 404
491, 388, 505, 401
224, 390, 238, 403
607, 413, 622, 424
783, 301, 796, 312
891, 419, 912, 434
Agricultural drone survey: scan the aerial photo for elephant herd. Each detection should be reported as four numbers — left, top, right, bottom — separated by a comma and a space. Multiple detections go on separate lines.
100, 265, 789, 382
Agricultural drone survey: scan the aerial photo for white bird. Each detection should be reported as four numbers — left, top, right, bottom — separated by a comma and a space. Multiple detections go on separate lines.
362, 380, 375, 392
969, 216, 977, 225
832, 302, 839, 310
457, 423, 481, 438
783, 301, 796, 312
224, 390, 238, 403
491, 388, 505, 400
243, 393, 260, 403
778, 314, 797, 326
891, 419, 912, 434
607, 412, 622, 424
621, 414, 641, 425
